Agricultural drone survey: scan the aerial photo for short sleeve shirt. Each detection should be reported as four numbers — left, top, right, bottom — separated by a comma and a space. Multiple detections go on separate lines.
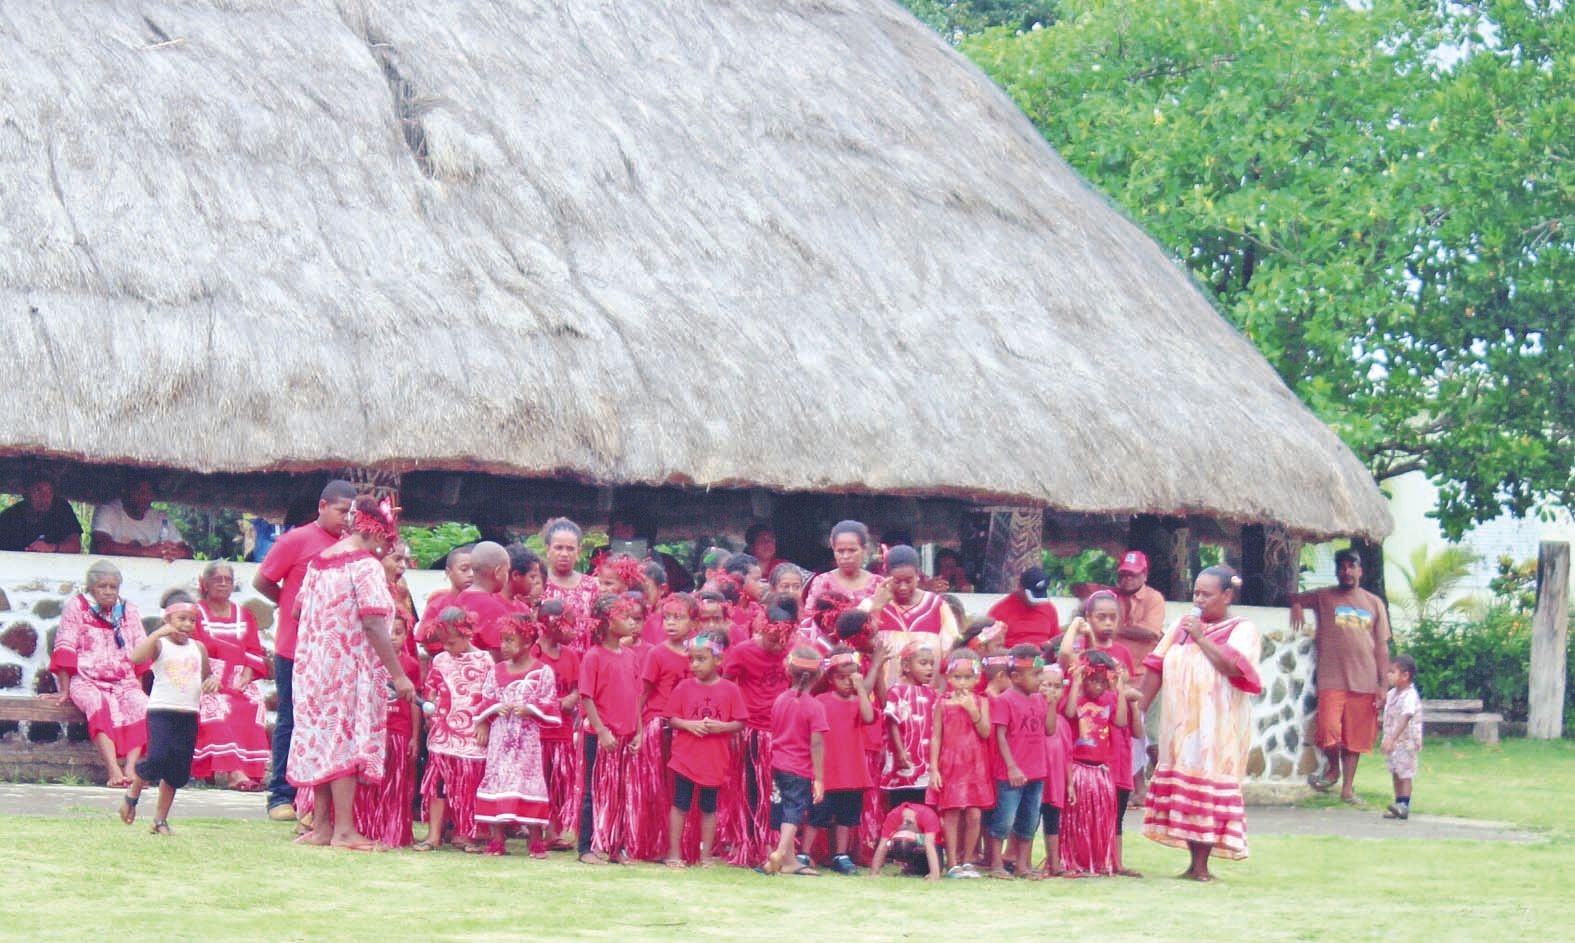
666, 677, 749, 787
990, 688, 1049, 781
257, 522, 339, 661
1309, 587, 1391, 693
91, 499, 184, 547
770, 690, 830, 779
0, 498, 81, 550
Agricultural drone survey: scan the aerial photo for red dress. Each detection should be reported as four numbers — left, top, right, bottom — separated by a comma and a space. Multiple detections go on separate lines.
192, 601, 271, 780
542, 575, 599, 654
927, 696, 994, 811
880, 683, 938, 790
475, 662, 560, 826
286, 551, 394, 787
421, 648, 493, 841
49, 595, 148, 756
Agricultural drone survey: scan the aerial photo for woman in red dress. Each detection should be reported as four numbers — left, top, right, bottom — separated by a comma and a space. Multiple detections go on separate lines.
803, 521, 884, 614
191, 562, 271, 790
540, 518, 598, 653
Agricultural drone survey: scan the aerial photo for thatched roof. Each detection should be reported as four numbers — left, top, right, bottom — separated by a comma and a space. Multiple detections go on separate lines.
0, 1, 1390, 540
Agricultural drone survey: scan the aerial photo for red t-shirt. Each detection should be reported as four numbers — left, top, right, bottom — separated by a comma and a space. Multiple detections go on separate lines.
417, 589, 459, 655
722, 638, 788, 730
640, 609, 666, 647
1062, 689, 1118, 765
641, 644, 692, 725
384, 652, 423, 738
816, 692, 875, 790
666, 677, 748, 787
580, 644, 639, 737
770, 690, 830, 779
531, 642, 580, 742
1067, 637, 1136, 674
1043, 723, 1071, 808
990, 687, 1049, 781
451, 588, 525, 654
257, 522, 337, 661
987, 593, 1061, 649
880, 802, 942, 841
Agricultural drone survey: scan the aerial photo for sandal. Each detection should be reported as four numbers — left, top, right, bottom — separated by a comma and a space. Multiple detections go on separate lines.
461, 841, 488, 854
578, 852, 609, 865
118, 792, 138, 825
664, 857, 687, 870
411, 840, 439, 852
150, 820, 173, 836
548, 839, 574, 852
1306, 774, 1337, 793
331, 838, 387, 853
987, 869, 1014, 880
230, 778, 263, 793
782, 862, 820, 876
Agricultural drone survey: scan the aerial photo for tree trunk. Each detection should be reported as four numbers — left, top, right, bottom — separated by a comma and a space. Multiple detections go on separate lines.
1350, 537, 1386, 602
1528, 541, 1570, 740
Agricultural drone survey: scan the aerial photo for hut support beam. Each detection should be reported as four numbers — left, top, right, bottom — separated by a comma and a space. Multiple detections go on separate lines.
980, 508, 1043, 593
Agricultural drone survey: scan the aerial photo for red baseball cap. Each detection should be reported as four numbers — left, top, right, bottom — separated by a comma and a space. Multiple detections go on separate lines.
1117, 550, 1149, 574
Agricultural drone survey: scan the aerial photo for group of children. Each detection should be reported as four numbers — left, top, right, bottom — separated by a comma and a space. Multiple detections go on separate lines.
111, 538, 1427, 870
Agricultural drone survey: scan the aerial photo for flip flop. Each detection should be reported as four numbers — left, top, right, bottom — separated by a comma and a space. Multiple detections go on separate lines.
150, 820, 173, 836
783, 863, 820, 876
663, 858, 687, 870
230, 779, 263, 793
293, 831, 330, 846
411, 840, 439, 852
118, 792, 138, 825
578, 852, 609, 865
1306, 774, 1337, 793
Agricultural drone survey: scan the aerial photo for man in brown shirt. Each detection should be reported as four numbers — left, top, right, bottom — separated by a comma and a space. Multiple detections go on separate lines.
1290, 549, 1391, 803
1113, 550, 1168, 677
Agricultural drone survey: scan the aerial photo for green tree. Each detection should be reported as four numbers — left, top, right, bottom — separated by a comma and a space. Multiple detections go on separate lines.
899, 1, 1060, 39
1392, 544, 1480, 625
964, 0, 1573, 538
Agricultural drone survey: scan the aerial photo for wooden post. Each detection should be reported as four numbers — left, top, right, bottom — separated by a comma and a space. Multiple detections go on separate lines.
981, 508, 1043, 593
1351, 537, 1387, 602
1528, 541, 1570, 740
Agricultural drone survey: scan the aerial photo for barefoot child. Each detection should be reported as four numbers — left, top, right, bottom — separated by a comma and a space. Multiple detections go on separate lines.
352, 617, 423, 847
1381, 655, 1422, 820
664, 631, 747, 867
416, 608, 492, 852
928, 650, 993, 878
880, 641, 939, 808
866, 802, 943, 880
632, 594, 696, 860
531, 599, 581, 849
803, 647, 875, 874
987, 644, 1053, 880
118, 601, 213, 835
761, 647, 828, 876
577, 593, 644, 864
475, 617, 561, 856
1061, 651, 1128, 876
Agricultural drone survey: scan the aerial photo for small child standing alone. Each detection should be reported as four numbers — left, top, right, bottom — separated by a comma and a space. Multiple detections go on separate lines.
1381, 654, 1422, 820
117, 601, 213, 835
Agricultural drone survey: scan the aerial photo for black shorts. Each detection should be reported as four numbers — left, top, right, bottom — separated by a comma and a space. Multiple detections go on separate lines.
1116, 788, 1132, 834
770, 771, 813, 829
808, 788, 864, 828
1040, 803, 1061, 836
885, 787, 927, 808
672, 774, 719, 814
135, 710, 198, 789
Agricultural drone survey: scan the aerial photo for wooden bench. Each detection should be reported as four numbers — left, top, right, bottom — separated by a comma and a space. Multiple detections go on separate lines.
1422, 698, 1503, 745
0, 696, 104, 783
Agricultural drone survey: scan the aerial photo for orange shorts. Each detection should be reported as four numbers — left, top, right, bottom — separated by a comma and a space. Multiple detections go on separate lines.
1316, 689, 1379, 754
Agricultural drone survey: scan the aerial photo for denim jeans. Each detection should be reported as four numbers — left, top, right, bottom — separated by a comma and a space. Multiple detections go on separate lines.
989, 778, 1045, 840
267, 654, 296, 809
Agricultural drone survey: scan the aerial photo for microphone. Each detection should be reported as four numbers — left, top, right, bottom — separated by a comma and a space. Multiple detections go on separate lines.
388, 682, 436, 715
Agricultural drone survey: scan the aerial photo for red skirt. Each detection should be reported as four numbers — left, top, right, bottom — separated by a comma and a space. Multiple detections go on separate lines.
628, 718, 671, 860
1142, 766, 1250, 860
353, 727, 416, 847
192, 689, 269, 780
857, 750, 886, 863
421, 752, 486, 842
1061, 761, 1117, 874
724, 729, 775, 867
542, 736, 579, 837
590, 734, 637, 857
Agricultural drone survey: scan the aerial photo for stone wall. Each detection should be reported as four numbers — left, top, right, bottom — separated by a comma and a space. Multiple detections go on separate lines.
1, 556, 1320, 783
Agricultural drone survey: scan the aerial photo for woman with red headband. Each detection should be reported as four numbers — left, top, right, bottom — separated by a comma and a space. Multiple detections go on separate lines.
287, 495, 415, 851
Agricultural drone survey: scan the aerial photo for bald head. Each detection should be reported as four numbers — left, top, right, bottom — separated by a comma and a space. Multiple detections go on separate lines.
469, 541, 509, 592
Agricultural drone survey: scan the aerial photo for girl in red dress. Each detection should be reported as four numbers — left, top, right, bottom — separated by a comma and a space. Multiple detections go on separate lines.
577, 593, 644, 864
928, 650, 994, 878
664, 631, 748, 868
352, 617, 422, 848
415, 608, 492, 853
190, 563, 271, 790
881, 641, 939, 808
630, 593, 696, 860
531, 599, 581, 850
1060, 651, 1129, 876
475, 616, 561, 856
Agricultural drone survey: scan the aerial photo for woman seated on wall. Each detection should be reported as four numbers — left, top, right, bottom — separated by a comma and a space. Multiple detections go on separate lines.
46, 560, 151, 787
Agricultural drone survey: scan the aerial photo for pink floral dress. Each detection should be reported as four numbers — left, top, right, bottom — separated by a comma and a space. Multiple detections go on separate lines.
475, 662, 561, 825
286, 550, 395, 787
49, 595, 148, 755
542, 574, 599, 654
879, 682, 938, 790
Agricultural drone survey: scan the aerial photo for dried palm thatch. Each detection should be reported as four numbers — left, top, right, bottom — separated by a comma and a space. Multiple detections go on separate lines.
0, 0, 1390, 540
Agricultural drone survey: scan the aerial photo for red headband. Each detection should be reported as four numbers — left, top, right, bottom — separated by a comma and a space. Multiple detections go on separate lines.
164, 602, 198, 619
787, 652, 823, 672
596, 554, 646, 590
826, 650, 860, 671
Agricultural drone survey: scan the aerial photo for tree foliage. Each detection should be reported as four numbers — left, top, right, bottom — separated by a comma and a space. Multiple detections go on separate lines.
898, 1, 1060, 38
963, 0, 1573, 538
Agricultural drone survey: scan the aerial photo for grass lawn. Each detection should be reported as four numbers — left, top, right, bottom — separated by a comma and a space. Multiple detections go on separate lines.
7, 738, 1573, 943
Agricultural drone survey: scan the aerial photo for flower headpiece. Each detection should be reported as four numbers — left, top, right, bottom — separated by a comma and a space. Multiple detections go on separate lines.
595, 553, 646, 592
352, 496, 401, 543
786, 651, 823, 672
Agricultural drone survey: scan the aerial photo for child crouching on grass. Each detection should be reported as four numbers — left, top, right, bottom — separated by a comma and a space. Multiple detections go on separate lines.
1382, 655, 1422, 820
867, 802, 943, 880
118, 600, 213, 835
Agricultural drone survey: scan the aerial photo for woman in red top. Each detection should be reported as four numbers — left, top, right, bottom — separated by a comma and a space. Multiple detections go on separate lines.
864, 546, 959, 677
804, 521, 884, 614
190, 563, 271, 790
540, 518, 598, 654
630, 593, 696, 861
803, 647, 876, 874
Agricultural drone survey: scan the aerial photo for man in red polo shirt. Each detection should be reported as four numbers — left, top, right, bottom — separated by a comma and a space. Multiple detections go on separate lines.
988, 567, 1061, 649
253, 479, 355, 820
1112, 551, 1168, 676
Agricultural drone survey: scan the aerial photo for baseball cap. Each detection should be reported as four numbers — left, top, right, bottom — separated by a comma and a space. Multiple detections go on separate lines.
1019, 567, 1050, 599
1118, 550, 1149, 574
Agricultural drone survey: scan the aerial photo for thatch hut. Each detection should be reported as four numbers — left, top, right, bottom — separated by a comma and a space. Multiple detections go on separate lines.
0, 1, 1388, 593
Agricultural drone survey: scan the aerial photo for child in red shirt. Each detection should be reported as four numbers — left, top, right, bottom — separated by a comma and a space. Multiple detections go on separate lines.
928, 650, 993, 879
664, 630, 747, 868
416, 608, 492, 852
721, 598, 794, 866
352, 617, 422, 848
630, 593, 696, 860
577, 593, 643, 864
761, 646, 828, 876
531, 598, 580, 850
803, 646, 875, 875
1060, 650, 1128, 876
986, 644, 1054, 879
867, 802, 943, 880
1037, 660, 1071, 876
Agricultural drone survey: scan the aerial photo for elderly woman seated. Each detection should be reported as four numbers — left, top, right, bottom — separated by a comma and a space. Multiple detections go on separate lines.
47, 560, 151, 786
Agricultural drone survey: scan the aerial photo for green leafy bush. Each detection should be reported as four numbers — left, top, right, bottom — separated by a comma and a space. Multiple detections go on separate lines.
1396, 606, 1533, 717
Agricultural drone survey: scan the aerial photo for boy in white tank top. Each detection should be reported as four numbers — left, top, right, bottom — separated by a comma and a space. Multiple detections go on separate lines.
118, 598, 213, 835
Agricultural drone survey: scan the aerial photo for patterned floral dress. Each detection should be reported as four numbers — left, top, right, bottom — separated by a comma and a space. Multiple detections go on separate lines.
542, 574, 599, 654
192, 601, 271, 780
1142, 615, 1263, 860
49, 595, 148, 755
286, 549, 395, 787
879, 682, 938, 790
475, 662, 561, 826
